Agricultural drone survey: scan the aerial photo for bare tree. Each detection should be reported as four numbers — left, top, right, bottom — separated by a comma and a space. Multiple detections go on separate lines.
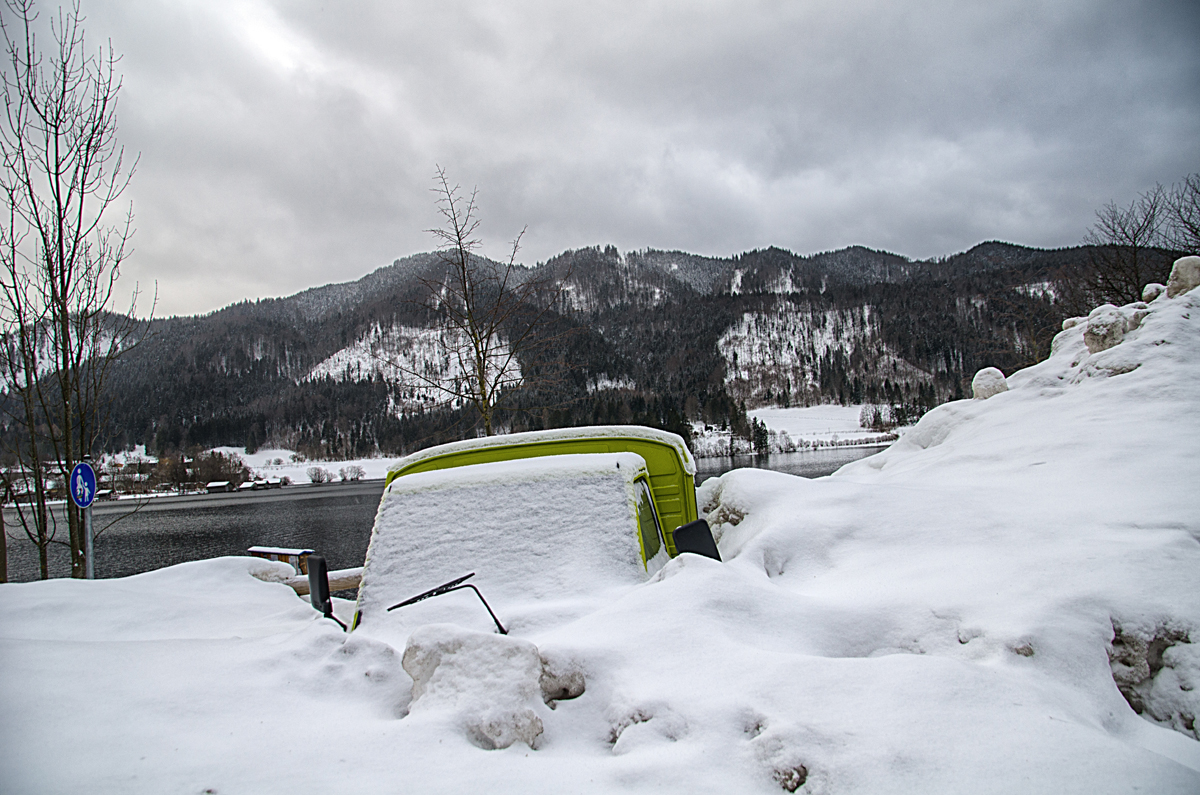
1164, 173, 1200, 254
385, 167, 571, 437
0, 0, 147, 578
1056, 185, 1174, 316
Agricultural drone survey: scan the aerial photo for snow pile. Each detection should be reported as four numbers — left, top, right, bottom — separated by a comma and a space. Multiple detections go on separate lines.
1084, 303, 1134, 352
970, 366, 1008, 398
702, 283, 1200, 763
402, 624, 551, 750
3, 282, 1200, 792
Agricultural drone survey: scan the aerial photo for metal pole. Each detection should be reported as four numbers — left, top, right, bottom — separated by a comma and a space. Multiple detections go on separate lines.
83, 455, 94, 580
83, 503, 94, 580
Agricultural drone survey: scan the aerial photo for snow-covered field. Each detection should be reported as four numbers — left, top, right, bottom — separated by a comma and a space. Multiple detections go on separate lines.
2, 277, 1199, 792
210, 446, 401, 483
692, 404, 895, 457
750, 404, 882, 443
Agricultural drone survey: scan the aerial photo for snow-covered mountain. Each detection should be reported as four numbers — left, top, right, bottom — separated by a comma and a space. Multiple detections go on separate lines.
95, 241, 1075, 457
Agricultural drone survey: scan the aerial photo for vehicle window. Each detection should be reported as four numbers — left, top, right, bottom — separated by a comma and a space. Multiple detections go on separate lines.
635, 478, 665, 570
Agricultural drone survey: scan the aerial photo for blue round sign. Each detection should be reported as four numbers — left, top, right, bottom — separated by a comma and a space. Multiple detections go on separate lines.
70, 462, 97, 509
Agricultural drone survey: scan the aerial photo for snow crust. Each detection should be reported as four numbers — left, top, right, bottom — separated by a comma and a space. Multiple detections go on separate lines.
3, 290, 1200, 792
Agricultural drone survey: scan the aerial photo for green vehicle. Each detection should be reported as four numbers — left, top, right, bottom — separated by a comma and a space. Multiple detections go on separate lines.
383, 425, 702, 555
343, 426, 720, 633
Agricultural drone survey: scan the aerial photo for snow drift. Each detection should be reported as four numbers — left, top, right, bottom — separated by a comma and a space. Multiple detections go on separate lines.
2, 273, 1200, 792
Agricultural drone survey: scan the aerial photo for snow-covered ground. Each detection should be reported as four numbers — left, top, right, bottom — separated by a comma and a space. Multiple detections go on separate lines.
2, 279, 1200, 792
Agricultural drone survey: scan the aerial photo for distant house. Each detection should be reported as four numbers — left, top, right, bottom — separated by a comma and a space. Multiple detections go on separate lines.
206, 481, 232, 493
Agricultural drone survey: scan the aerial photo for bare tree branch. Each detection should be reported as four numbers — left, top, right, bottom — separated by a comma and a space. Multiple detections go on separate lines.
1056, 184, 1175, 315
1164, 173, 1200, 255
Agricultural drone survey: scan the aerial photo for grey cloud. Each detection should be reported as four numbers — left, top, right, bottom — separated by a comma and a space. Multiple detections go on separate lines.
76, 0, 1200, 315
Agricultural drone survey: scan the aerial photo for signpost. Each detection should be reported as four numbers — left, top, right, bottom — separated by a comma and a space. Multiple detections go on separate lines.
70, 460, 97, 579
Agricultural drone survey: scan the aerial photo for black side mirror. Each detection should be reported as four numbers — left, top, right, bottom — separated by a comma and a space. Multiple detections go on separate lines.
672, 519, 722, 561
307, 554, 346, 630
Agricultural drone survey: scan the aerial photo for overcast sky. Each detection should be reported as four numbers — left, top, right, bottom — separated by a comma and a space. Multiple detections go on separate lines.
66, 0, 1200, 316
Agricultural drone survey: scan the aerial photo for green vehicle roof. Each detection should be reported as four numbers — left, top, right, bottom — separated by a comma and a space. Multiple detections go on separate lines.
386, 425, 698, 554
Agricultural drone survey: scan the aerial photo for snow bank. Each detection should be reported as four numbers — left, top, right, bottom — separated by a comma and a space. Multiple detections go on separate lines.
3, 287, 1199, 793
701, 286, 1200, 775
402, 624, 550, 750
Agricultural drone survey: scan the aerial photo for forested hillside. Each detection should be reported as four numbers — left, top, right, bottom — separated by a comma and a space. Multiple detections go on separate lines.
94, 240, 1079, 458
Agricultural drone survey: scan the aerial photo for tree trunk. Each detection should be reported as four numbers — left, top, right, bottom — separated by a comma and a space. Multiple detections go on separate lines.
0, 501, 7, 584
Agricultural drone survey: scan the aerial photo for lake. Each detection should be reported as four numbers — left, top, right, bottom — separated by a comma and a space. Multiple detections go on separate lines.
2, 444, 888, 583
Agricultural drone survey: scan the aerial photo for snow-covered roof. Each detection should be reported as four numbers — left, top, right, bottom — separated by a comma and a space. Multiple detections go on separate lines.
388, 424, 696, 476
384, 450, 647, 494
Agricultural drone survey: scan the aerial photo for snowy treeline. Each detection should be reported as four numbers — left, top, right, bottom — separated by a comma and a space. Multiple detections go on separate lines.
718, 304, 933, 408
690, 414, 898, 458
